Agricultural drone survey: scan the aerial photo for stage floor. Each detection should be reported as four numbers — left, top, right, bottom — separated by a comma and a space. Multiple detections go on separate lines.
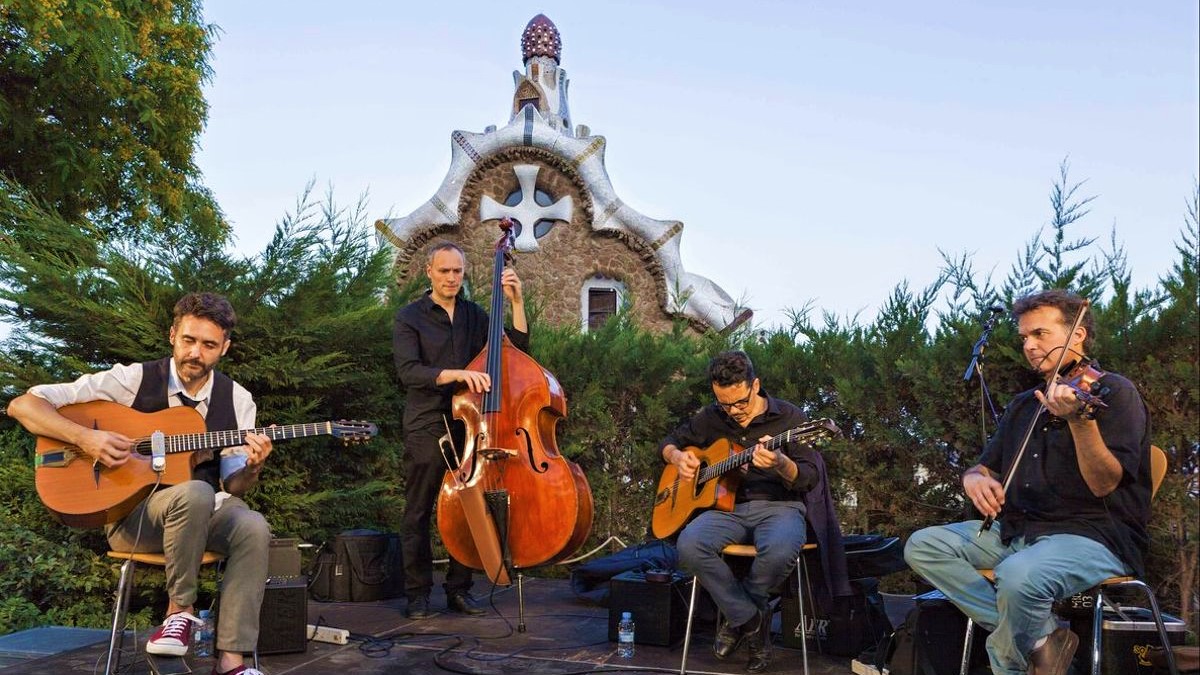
0, 575, 913, 674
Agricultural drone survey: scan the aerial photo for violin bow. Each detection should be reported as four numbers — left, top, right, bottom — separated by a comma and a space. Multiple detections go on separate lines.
978, 299, 1091, 536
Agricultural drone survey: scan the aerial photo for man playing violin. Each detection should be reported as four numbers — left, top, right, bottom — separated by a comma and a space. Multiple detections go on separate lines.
662, 351, 848, 673
393, 241, 527, 619
6, 292, 272, 675
905, 289, 1152, 675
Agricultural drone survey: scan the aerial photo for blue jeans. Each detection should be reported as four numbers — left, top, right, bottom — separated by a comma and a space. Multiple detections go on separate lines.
904, 520, 1128, 675
676, 500, 807, 627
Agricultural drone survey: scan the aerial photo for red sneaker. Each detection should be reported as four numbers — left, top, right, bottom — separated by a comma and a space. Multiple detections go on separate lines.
145, 611, 201, 656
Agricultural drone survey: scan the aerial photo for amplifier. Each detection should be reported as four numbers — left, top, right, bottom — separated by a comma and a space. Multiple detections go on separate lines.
257, 576, 308, 655
267, 538, 302, 579
607, 570, 690, 647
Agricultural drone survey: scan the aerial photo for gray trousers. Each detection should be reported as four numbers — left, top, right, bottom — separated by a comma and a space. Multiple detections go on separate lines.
107, 480, 271, 654
676, 500, 807, 627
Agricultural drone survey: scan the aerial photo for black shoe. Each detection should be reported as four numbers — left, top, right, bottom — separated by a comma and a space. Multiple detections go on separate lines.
405, 595, 432, 620
447, 592, 486, 616
712, 619, 744, 660
744, 610, 772, 673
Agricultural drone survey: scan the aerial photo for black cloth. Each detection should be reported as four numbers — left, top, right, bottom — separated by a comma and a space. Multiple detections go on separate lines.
392, 290, 530, 599
659, 390, 852, 605
393, 291, 530, 434
131, 357, 238, 491
979, 366, 1152, 577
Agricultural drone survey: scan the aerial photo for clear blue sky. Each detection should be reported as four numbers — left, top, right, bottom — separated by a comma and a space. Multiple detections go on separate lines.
196, 1, 1199, 329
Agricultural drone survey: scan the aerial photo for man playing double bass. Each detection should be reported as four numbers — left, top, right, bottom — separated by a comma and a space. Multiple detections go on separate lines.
905, 289, 1153, 675
393, 241, 527, 619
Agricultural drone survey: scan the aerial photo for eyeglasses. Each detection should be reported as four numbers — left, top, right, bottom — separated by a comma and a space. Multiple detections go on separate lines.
715, 384, 756, 412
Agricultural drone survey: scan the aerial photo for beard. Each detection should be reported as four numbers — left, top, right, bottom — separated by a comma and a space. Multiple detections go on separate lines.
176, 357, 214, 384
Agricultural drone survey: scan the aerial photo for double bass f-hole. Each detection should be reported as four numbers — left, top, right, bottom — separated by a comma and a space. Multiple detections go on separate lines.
515, 427, 550, 474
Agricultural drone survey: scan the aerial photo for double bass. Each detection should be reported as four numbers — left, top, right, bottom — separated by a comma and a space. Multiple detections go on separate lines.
436, 220, 593, 585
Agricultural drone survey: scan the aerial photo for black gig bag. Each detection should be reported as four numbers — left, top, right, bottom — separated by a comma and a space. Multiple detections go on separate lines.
787, 576, 893, 657
309, 529, 403, 602
879, 592, 989, 675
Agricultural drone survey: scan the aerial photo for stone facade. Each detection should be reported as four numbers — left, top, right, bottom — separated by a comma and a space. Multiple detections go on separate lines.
393, 147, 678, 333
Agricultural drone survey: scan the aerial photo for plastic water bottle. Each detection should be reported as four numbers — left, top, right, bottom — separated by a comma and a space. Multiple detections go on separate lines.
193, 609, 214, 658
617, 611, 635, 658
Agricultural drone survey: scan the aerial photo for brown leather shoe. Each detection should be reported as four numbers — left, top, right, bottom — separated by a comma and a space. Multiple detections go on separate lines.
1027, 627, 1078, 675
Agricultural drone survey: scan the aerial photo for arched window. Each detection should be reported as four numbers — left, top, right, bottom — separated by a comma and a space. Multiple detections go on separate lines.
580, 276, 626, 332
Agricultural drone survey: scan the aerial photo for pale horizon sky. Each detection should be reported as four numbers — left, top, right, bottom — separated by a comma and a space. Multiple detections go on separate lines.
196, 1, 1199, 329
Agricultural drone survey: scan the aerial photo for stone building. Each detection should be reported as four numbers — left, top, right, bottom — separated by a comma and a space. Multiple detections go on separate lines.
375, 14, 748, 334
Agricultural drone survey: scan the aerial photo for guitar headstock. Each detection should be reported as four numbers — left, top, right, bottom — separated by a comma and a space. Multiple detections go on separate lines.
803, 418, 842, 443
331, 420, 378, 444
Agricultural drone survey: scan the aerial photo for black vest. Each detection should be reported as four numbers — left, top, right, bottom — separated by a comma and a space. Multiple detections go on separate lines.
131, 357, 239, 490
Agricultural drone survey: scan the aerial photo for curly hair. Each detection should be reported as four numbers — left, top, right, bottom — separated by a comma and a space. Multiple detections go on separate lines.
708, 350, 756, 387
1012, 289, 1095, 354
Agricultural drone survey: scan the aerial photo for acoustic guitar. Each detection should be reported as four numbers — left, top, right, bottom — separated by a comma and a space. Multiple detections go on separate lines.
33, 400, 377, 527
650, 418, 839, 539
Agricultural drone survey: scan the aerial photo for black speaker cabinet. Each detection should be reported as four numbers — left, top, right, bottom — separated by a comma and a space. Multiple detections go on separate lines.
257, 576, 308, 655
606, 570, 689, 647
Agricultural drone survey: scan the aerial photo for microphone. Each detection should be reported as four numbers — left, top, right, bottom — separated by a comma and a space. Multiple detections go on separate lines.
964, 308, 1004, 381
150, 430, 166, 473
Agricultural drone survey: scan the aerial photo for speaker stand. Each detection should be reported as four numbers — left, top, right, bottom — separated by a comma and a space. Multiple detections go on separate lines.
517, 572, 527, 633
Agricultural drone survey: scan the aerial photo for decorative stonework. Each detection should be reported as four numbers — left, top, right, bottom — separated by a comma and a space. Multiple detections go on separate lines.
521, 14, 561, 64
376, 14, 748, 334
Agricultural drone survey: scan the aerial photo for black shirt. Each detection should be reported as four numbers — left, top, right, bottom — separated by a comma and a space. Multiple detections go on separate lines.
980, 367, 1151, 576
659, 391, 819, 503
393, 291, 530, 434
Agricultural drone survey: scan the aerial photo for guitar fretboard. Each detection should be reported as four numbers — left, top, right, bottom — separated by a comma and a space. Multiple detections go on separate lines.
131, 423, 334, 455
696, 421, 836, 485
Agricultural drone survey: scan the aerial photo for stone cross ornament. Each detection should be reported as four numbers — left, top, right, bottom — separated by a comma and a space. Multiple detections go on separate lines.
479, 164, 573, 251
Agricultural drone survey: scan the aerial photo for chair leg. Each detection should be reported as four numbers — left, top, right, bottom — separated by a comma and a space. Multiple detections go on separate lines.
795, 554, 809, 675
1090, 586, 1105, 675
1115, 580, 1180, 675
679, 576, 699, 675
960, 617, 975, 675
105, 558, 137, 675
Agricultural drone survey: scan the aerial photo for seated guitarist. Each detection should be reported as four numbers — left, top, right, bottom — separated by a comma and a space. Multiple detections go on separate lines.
660, 350, 849, 673
7, 292, 270, 675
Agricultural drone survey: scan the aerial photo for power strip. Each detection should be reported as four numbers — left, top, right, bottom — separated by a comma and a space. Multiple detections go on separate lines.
306, 624, 350, 645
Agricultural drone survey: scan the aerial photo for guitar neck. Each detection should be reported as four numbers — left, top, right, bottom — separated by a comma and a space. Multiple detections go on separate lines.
696, 423, 830, 485
134, 422, 336, 456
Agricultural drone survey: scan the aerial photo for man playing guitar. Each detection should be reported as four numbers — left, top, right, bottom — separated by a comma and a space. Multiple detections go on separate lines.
660, 350, 847, 673
7, 292, 271, 675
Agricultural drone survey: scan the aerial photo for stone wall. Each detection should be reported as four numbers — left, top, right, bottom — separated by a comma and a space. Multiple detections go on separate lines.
396, 148, 682, 334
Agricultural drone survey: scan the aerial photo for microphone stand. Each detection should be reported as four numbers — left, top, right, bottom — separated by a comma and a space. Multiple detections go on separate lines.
963, 309, 1003, 449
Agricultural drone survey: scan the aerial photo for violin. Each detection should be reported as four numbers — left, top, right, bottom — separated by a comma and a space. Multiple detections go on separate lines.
1056, 359, 1110, 418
